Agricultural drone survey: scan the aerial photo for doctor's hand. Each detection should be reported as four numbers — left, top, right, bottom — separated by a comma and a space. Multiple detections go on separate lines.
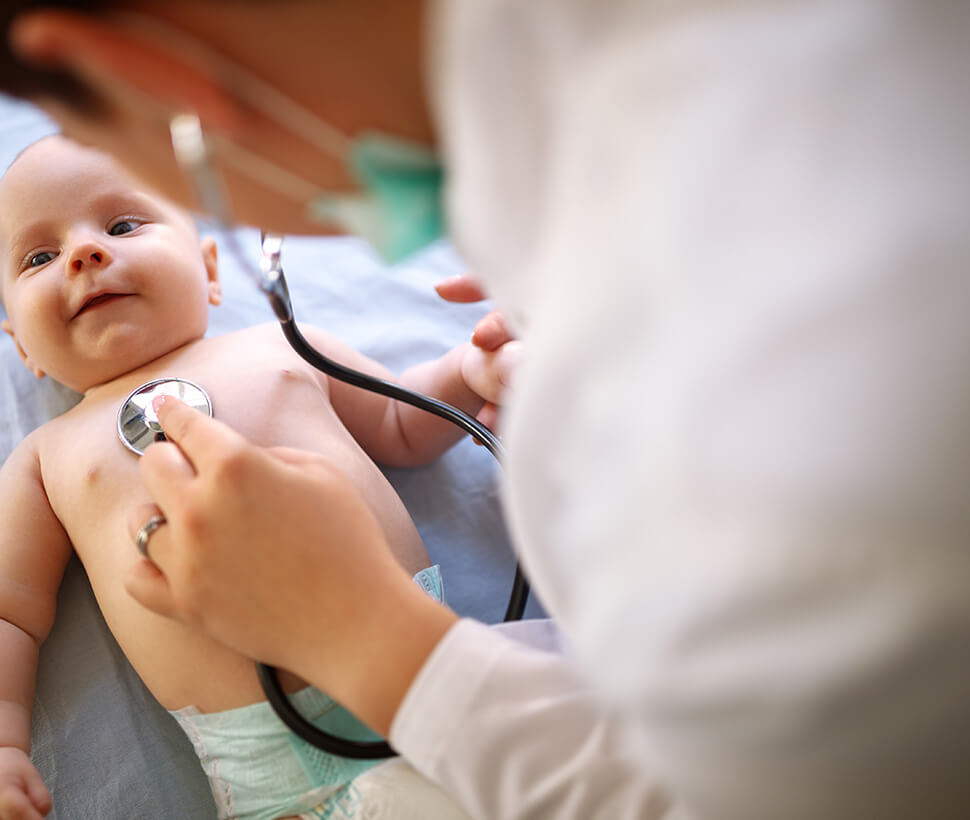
435, 273, 514, 351
124, 397, 457, 734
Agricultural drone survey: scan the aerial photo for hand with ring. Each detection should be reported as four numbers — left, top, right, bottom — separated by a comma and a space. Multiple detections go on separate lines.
123, 396, 457, 734
132, 512, 167, 560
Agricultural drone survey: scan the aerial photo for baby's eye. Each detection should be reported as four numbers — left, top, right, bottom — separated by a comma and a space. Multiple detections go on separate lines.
108, 218, 145, 236
27, 251, 57, 268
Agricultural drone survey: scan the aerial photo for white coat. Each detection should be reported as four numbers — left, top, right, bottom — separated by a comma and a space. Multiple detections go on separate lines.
391, 1, 970, 817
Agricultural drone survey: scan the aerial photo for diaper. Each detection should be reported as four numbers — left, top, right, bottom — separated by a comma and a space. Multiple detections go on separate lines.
170, 565, 444, 820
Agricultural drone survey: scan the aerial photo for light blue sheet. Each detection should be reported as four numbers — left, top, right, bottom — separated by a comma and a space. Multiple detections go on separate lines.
0, 94, 541, 819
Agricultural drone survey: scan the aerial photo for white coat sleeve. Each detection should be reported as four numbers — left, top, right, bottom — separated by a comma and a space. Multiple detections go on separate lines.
431, 1, 970, 818
391, 619, 676, 820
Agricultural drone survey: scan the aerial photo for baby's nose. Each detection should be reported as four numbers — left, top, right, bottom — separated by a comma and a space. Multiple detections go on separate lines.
69, 242, 111, 272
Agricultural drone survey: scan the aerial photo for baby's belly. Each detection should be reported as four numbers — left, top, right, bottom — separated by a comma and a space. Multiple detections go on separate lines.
66, 435, 428, 713
90, 571, 281, 712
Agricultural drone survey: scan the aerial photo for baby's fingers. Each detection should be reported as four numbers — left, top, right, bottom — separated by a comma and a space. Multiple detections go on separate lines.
461, 340, 523, 405
476, 402, 500, 434
0, 778, 49, 820
25, 772, 51, 818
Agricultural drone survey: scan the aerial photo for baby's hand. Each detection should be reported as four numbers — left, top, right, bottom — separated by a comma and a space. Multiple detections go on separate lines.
460, 339, 523, 431
435, 272, 518, 353
437, 273, 522, 430
0, 747, 51, 820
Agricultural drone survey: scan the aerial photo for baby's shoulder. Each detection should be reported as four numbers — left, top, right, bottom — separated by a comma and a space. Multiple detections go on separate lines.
208, 322, 286, 348
206, 322, 323, 362
0, 424, 46, 480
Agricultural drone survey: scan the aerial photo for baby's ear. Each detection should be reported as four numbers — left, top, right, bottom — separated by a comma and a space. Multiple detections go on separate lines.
1, 318, 46, 379
201, 236, 222, 306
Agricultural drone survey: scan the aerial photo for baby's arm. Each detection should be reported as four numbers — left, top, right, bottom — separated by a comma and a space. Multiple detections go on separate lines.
0, 436, 72, 819
298, 326, 519, 466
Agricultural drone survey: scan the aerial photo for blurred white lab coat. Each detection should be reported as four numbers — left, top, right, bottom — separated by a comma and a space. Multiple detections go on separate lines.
391, 1, 970, 817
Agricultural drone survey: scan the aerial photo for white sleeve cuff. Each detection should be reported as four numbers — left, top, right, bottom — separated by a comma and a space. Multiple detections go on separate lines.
390, 618, 509, 772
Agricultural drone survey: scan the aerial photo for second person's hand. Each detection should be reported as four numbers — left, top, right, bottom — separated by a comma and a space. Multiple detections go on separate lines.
437, 274, 520, 431
124, 396, 458, 735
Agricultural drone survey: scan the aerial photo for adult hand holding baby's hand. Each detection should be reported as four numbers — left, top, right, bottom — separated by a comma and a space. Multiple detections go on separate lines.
459, 339, 523, 429
0, 747, 51, 820
124, 397, 456, 735
436, 274, 521, 430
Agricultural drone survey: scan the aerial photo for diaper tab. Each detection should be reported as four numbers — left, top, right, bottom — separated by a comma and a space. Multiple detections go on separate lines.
169, 565, 449, 819
412, 564, 444, 603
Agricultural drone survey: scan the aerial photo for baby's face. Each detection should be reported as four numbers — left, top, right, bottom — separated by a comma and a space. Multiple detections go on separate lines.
0, 136, 220, 393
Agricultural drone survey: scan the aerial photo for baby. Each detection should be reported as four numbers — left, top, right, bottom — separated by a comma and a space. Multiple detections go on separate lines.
0, 136, 512, 820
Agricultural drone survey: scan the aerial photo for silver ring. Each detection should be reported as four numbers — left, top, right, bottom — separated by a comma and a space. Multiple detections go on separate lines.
135, 514, 167, 559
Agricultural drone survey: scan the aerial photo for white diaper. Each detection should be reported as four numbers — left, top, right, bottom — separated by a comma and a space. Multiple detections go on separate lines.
170, 566, 448, 820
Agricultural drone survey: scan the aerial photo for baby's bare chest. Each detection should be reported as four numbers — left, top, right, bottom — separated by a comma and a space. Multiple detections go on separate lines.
39, 337, 353, 561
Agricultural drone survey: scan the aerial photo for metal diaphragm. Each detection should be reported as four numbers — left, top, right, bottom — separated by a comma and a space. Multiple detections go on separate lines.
117, 377, 212, 455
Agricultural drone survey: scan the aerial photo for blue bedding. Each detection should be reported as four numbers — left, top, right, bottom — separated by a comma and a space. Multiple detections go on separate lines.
0, 94, 539, 819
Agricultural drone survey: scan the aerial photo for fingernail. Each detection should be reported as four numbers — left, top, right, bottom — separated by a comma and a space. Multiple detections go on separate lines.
152, 394, 168, 413
472, 323, 501, 349
434, 275, 462, 291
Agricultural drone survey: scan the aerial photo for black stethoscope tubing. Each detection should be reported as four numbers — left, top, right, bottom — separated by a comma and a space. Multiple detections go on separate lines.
257, 304, 529, 759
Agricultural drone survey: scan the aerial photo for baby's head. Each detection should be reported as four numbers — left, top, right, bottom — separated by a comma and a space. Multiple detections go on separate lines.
0, 135, 220, 393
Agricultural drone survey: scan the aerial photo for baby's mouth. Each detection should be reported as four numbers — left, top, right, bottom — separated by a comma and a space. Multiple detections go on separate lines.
73, 292, 131, 318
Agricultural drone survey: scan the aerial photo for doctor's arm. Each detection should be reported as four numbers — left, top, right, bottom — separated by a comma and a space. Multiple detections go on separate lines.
391, 619, 676, 820
126, 400, 676, 820
0, 438, 72, 820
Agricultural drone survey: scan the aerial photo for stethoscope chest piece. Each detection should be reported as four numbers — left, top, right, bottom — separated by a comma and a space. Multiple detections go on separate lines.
118, 377, 212, 455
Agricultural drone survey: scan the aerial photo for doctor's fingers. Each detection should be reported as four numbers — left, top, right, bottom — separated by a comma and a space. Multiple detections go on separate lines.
434, 275, 514, 350
471, 309, 515, 351
434, 272, 487, 303
125, 552, 180, 621
126, 500, 167, 547
139, 437, 197, 510
152, 395, 251, 474
123, 500, 181, 619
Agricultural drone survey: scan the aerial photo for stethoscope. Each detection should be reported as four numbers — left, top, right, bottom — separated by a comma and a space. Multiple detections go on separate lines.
116, 116, 528, 760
